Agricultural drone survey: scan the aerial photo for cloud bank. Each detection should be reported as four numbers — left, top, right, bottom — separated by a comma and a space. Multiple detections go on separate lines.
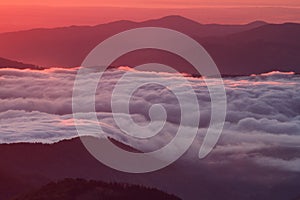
0, 67, 300, 173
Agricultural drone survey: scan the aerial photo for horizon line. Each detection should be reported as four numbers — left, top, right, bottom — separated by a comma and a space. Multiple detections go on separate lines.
1, 15, 300, 35
1, 4, 300, 9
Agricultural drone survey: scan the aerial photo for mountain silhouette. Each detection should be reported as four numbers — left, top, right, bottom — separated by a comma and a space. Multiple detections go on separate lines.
1, 137, 300, 200
200, 22, 300, 75
0, 137, 142, 200
0, 57, 42, 70
13, 178, 180, 200
0, 15, 299, 75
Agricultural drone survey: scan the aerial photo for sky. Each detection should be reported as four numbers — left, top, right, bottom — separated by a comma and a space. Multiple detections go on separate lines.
0, 0, 299, 32
1, 0, 300, 8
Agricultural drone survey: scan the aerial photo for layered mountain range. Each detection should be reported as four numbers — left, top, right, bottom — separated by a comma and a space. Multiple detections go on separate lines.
0, 15, 299, 75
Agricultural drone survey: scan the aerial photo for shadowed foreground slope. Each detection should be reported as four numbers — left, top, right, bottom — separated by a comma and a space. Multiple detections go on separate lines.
12, 178, 180, 200
1, 137, 300, 200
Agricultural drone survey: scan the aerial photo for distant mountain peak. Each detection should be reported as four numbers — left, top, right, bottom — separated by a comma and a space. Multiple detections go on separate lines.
144, 15, 202, 26
158, 15, 196, 21
247, 20, 268, 26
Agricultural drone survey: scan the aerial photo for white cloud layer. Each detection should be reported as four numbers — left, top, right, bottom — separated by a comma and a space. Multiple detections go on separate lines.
0, 67, 299, 172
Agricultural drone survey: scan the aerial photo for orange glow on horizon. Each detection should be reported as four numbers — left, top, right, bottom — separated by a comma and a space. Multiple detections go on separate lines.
0, 1, 299, 33
1, 0, 300, 8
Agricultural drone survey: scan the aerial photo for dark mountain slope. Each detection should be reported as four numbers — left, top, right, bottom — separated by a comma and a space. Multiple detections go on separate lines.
12, 178, 180, 200
0, 15, 267, 71
200, 23, 300, 75
1, 137, 300, 200
0, 57, 42, 70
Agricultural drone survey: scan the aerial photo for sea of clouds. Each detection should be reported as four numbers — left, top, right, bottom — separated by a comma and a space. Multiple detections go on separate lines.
0, 67, 300, 174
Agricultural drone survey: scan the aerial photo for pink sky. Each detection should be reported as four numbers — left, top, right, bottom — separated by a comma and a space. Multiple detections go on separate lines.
1, 0, 300, 7
0, 0, 299, 33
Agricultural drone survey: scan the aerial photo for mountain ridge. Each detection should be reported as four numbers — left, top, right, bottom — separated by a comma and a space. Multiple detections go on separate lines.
0, 57, 43, 70
0, 15, 269, 35
12, 178, 181, 200
0, 15, 299, 75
